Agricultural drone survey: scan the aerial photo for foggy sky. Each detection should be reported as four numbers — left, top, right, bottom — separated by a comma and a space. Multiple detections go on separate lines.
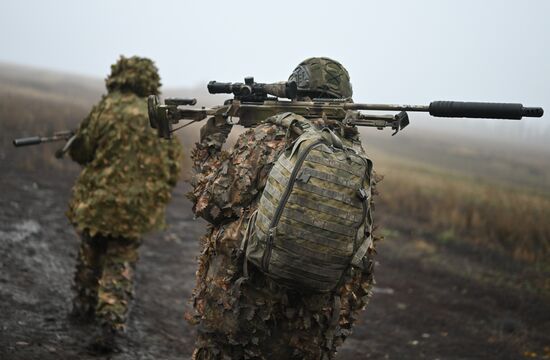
1, 0, 549, 140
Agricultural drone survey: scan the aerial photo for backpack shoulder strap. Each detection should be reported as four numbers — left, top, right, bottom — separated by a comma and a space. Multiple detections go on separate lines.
266, 112, 308, 128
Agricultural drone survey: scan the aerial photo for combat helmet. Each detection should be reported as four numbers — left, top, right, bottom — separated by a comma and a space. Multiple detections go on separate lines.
289, 57, 353, 100
105, 55, 161, 97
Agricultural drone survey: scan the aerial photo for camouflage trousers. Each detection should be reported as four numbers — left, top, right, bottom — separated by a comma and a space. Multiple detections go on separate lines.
71, 232, 140, 332
191, 218, 374, 360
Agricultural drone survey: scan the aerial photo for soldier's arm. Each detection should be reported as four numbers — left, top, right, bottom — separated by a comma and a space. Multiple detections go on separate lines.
190, 123, 286, 225
68, 102, 109, 165
164, 137, 183, 187
68, 115, 97, 165
192, 116, 232, 172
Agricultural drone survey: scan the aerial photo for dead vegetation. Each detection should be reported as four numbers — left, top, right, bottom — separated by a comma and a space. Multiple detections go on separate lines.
374, 158, 550, 293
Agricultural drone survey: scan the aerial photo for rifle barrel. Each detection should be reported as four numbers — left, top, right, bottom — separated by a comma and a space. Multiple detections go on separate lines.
343, 103, 429, 112
344, 101, 543, 120
13, 136, 42, 147
13, 131, 75, 147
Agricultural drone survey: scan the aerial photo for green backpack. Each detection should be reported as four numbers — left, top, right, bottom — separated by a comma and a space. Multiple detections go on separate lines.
244, 113, 374, 292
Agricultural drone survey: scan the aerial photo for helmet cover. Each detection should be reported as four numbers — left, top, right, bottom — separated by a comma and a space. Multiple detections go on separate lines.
105, 55, 161, 97
289, 57, 352, 99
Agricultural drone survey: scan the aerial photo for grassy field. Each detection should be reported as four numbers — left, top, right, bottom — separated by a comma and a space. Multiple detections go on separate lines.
375, 153, 549, 261
363, 139, 550, 298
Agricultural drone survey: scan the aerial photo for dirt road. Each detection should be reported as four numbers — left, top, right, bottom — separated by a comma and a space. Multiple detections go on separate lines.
1, 166, 549, 359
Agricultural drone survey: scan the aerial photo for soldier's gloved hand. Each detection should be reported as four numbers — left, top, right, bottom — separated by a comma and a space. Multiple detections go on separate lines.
54, 148, 65, 159
199, 117, 233, 150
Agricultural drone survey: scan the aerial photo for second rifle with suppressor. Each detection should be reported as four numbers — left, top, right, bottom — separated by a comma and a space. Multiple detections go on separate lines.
13, 130, 77, 158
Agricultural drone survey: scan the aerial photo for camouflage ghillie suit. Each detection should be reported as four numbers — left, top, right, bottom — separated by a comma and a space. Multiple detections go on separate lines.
67, 56, 182, 334
188, 58, 378, 359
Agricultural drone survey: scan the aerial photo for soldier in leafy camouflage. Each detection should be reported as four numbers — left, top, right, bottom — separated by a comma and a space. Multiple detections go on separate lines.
67, 55, 182, 350
188, 57, 378, 359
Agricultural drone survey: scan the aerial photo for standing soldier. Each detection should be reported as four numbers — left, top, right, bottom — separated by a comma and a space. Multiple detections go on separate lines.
67, 56, 182, 352
188, 57, 377, 359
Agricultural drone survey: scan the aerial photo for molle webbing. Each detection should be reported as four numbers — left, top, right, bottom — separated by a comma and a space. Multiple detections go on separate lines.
245, 120, 372, 293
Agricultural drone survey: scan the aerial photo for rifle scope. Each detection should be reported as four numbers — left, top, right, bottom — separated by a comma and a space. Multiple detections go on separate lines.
208, 77, 298, 100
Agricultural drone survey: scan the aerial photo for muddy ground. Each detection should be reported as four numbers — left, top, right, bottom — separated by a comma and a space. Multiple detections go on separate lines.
1, 165, 549, 360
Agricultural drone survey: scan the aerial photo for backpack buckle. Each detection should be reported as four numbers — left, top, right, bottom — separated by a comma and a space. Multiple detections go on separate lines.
357, 188, 368, 201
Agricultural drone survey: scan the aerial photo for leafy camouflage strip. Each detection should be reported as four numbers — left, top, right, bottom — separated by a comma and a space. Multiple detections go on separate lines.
72, 233, 140, 332
189, 123, 287, 224
72, 233, 105, 321
105, 55, 161, 97
192, 223, 374, 360
189, 117, 379, 359
67, 90, 182, 239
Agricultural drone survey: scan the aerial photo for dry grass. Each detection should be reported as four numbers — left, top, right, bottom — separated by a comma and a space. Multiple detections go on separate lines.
375, 159, 550, 265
